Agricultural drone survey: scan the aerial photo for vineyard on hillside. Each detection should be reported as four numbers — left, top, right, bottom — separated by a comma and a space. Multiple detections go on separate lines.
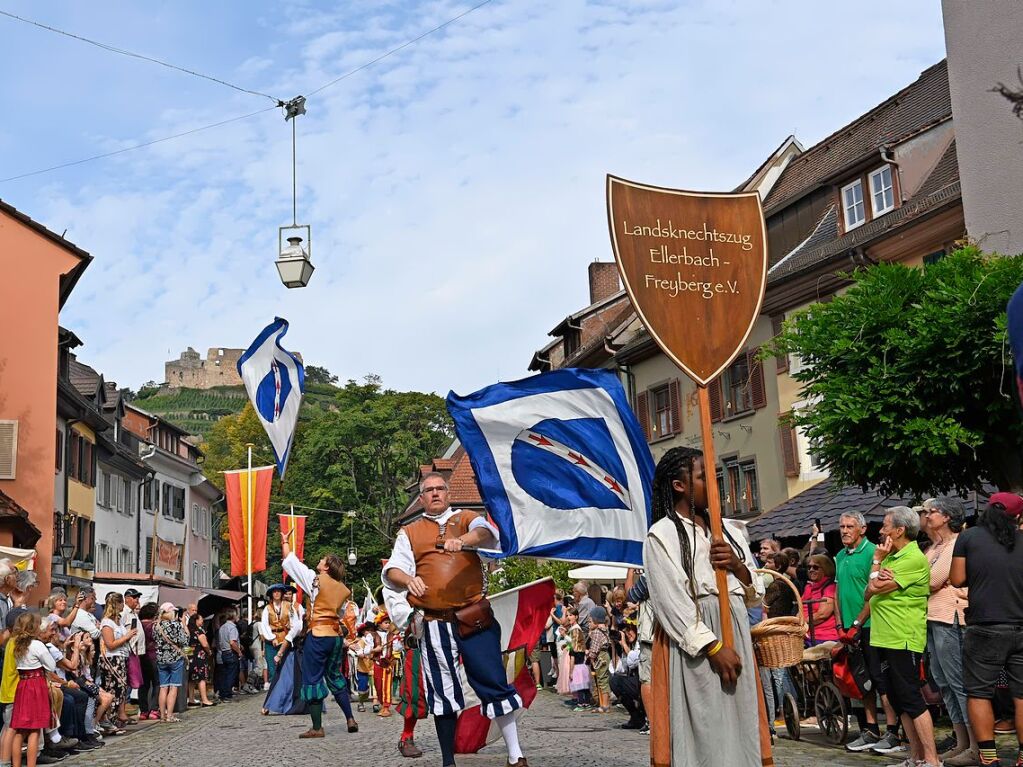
133, 382, 342, 438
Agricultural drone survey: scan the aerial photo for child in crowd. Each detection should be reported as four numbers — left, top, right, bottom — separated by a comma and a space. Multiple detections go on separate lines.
586, 606, 612, 714
566, 608, 592, 710
10, 612, 56, 767
353, 624, 376, 713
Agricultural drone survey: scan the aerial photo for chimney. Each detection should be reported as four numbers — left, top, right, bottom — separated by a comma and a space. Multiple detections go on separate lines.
588, 262, 621, 304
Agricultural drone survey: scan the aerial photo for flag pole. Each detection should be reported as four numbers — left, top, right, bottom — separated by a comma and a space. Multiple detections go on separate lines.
697, 384, 734, 648
246, 443, 254, 623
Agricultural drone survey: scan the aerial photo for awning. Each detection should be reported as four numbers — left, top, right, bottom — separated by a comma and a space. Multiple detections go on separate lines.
159, 587, 203, 608
199, 588, 247, 601
567, 564, 628, 582
745, 478, 989, 540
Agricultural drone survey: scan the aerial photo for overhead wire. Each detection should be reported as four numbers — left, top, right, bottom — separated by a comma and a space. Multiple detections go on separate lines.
306, 0, 494, 97
0, 8, 282, 104
0, 0, 497, 183
0, 106, 278, 183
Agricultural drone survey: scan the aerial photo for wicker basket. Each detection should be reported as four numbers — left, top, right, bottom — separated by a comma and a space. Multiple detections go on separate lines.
750, 568, 806, 668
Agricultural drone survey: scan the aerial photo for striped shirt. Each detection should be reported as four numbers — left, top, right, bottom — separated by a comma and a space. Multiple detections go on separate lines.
926, 534, 968, 624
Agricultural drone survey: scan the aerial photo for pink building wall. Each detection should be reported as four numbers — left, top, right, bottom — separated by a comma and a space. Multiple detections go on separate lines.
0, 207, 87, 597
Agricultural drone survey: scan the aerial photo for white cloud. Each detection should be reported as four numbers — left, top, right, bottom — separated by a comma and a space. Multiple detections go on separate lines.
2, 0, 946, 396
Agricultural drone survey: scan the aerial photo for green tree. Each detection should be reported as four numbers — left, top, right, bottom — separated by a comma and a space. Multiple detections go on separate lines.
489, 558, 574, 592
770, 247, 1023, 497
304, 365, 339, 386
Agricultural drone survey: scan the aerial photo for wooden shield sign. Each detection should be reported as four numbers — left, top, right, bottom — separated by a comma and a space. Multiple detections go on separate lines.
606, 175, 768, 386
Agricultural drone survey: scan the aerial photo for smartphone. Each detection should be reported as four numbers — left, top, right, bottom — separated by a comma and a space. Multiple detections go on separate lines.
131, 618, 138, 629
815, 518, 825, 542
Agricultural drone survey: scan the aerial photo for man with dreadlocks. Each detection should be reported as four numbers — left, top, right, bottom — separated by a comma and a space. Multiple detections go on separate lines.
644, 446, 764, 767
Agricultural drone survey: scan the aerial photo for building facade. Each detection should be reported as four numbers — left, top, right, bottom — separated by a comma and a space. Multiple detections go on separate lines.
123, 403, 214, 585
0, 200, 91, 595
528, 61, 967, 536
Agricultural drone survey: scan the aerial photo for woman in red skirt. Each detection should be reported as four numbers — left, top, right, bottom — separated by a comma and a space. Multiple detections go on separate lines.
10, 612, 56, 767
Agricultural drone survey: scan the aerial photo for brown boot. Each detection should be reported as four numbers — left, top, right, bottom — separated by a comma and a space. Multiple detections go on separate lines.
399, 738, 423, 758
299, 728, 325, 738
507, 759, 529, 767
378, 707, 393, 717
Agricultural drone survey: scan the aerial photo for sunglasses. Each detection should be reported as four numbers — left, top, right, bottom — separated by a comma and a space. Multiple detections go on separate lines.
807, 565, 822, 571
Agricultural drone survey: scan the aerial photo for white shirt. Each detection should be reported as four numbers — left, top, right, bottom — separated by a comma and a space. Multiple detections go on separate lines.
644, 515, 763, 658
17, 640, 57, 671
382, 508, 499, 590
120, 605, 146, 655
71, 608, 100, 639
101, 617, 129, 657
382, 586, 414, 632
46, 644, 66, 680
259, 603, 301, 643
282, 554, 318, 601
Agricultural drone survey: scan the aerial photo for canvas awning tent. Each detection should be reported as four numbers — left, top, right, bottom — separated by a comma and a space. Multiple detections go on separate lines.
567, 564, 628, 583
93, 574, 246, 616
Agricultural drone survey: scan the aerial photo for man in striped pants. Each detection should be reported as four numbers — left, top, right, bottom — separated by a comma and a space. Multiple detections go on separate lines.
384, 473, 526, 767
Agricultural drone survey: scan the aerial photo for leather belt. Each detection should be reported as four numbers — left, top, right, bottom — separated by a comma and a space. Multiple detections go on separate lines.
309, 617, 341, 629
422, 608, 457, 623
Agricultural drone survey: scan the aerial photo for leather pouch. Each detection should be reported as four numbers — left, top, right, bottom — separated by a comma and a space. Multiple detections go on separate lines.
454, 597, 494, 640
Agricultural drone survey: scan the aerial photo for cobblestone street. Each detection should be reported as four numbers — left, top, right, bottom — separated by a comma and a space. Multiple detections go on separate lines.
50, 689, 998, 767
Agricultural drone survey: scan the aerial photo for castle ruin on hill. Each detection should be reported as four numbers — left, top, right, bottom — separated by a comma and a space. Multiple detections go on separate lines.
165, 347, 245, 389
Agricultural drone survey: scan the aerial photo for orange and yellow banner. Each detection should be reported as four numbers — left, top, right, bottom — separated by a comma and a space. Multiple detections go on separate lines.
225, 466, 274, 577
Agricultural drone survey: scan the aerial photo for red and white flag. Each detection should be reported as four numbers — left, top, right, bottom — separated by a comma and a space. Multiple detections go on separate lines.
454, 577, 556, 754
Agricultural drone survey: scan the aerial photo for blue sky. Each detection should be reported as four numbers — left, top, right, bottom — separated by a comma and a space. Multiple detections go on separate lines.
0, 1, 947, 396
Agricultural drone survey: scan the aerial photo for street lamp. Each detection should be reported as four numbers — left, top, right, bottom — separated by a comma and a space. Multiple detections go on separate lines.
346, 510, 357, 566
60, 513, 76, 575
276, 96, 314, 289
276, 228, 314, 288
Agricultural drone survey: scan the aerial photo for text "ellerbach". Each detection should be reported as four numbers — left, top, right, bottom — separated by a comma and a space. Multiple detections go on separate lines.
645, 273, 740, 299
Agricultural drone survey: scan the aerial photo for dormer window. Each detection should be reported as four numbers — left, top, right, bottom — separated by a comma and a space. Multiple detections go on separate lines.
869, 165, 895, 216
841, 179, 865, 230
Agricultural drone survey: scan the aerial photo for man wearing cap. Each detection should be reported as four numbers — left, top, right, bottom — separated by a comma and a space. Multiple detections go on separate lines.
952, 492, 1023, 767
259, 585, 301, 684
383, 472, 527, 767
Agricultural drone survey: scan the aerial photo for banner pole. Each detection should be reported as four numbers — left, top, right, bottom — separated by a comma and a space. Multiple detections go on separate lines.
247, 444, 254, 623
697, 384, 734, 648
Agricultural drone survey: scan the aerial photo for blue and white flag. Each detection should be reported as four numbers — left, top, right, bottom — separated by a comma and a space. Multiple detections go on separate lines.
446, 368, 655, 567
237, 318, 305, 478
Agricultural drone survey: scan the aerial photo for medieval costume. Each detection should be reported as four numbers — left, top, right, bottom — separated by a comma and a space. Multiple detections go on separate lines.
384, 506, 525, 767
259, 584, 302, 682
644, 514, 764, 767
372, 613, 396, 717
282, 553, 358, 737
384, 585, 428, 758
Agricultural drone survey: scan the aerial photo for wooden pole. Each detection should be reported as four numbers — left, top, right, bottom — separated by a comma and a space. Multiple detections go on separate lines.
697, 384, 734, 648
246, 444, 254, 623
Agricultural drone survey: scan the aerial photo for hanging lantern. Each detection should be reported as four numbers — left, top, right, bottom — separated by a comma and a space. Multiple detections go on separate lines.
276, 226, 314, 288
277, 96, 314, 288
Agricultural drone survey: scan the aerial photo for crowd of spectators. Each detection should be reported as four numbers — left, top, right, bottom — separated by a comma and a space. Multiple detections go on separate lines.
0, 570, 262, 767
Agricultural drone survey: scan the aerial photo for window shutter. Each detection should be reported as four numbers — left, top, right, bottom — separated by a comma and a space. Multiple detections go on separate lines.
146, 537, 153, 573
636, 392, 651, 441
771, 316, 789, 373
0, 422, 16, 480
55, 430, 63, 472
668, 380, 682, 435
709, 378, 724, 423
779, 418, 800, 477
749, 349, 767, 410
